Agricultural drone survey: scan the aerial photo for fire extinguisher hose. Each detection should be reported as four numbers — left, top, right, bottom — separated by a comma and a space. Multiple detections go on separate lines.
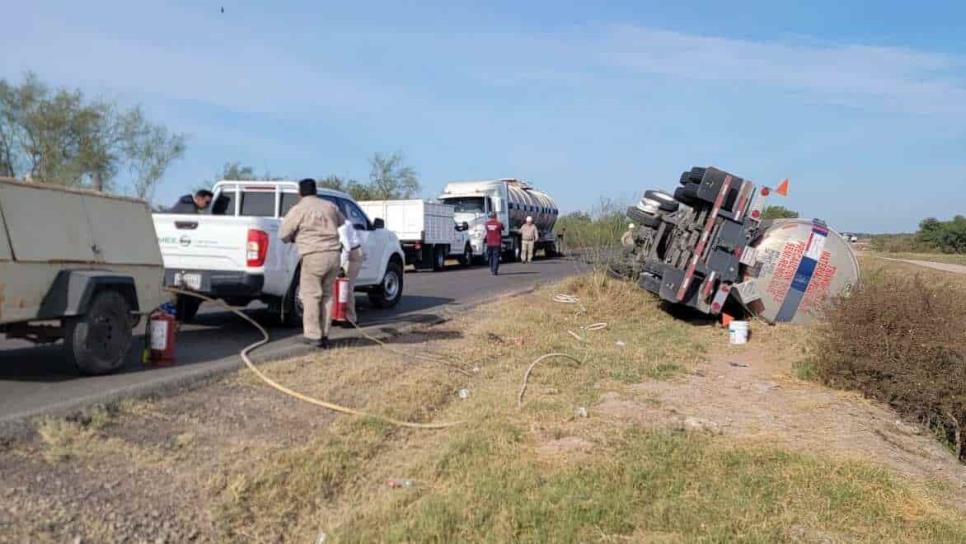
165, 288, 462, 430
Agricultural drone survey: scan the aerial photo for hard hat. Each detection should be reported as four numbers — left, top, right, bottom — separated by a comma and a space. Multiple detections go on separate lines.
628, 223, 635, 229
525, 216, 533, 222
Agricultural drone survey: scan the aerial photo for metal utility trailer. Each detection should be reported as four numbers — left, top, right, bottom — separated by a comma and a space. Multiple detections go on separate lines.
357, 199, 472, 270
614, 166, 859, 324
0, 178, 164, 374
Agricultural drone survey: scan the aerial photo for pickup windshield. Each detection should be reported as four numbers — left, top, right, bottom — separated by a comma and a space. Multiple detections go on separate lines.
442, 197, 485, 213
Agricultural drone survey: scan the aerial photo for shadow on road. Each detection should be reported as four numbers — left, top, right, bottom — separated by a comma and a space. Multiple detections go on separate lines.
0, 295, 457, 382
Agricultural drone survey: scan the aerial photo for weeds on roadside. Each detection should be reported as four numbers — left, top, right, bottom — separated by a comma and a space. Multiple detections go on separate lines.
811, 270, 966, 461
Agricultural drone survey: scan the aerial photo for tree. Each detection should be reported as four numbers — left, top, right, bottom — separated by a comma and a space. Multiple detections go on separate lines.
218, 162, 258, 181
761, 205, 799, 220
367, 152, 419, 199
317, 174, 374, 201
914, 216, 966, 254
0, 73, 184, 196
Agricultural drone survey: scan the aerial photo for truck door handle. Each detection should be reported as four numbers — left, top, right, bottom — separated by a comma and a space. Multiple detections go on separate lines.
175, 221, 199, 230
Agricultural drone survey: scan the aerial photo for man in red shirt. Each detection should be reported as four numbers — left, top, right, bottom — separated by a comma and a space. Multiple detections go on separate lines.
484, 211, 504, 275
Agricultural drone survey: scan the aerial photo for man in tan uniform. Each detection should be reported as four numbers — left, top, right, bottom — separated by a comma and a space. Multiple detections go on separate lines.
520, 216, 538, 263
279, 178, 346, 348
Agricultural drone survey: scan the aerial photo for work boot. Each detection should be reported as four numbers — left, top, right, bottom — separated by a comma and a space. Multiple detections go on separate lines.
301, 336, 329, 349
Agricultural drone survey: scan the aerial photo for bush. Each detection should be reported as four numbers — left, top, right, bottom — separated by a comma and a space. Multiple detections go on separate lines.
870, 233, 936, 253
812, 272, 966, 461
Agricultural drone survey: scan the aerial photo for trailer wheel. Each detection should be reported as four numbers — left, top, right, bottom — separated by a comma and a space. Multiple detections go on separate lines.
432, 246, 447, 271
64, 290, 132, 375
504, 236, 520, 262
626, 207, 661, 229
458, 244, 473, 267
680, 167, 706, 185
644, 190, 679, 212
674, 185, 700, 206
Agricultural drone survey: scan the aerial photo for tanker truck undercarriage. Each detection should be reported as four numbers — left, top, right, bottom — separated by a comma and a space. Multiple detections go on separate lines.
611, 166, 859, 325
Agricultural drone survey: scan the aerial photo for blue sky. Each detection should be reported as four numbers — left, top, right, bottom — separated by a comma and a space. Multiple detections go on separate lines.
4, 1, 965, 232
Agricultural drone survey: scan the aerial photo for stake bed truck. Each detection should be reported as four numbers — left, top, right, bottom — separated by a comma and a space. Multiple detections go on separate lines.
357, 199, 472, 271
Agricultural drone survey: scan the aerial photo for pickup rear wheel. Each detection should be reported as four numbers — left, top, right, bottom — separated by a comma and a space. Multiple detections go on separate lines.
368, 259, 403, 308
64, 290, 132, 375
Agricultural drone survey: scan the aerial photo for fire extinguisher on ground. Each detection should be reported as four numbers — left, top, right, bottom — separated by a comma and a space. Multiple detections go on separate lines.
144, 302, 177, 364
331, 276, 350, 323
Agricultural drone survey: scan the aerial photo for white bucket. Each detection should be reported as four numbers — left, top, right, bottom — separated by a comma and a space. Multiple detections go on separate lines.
729, 321, 749, 345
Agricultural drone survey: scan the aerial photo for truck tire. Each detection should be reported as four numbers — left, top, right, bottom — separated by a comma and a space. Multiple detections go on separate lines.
175, 295, 201, 323
626, 207, 661, 229
679, 167, 706, 185
458, 244, 473, 267
432, 246, 447, 271
644, 190, 679, 212
504, 236, 520, 262
368, 259, 404, 308
674, 185, 700, 206
64, 290, 132, 375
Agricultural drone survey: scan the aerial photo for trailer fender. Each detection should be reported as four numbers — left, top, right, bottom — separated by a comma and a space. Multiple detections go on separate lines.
38, 270, 139, 319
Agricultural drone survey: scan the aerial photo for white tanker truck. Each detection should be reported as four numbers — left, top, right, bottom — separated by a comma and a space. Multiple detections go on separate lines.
613, 166, 860, 324
439, 178, 559, 262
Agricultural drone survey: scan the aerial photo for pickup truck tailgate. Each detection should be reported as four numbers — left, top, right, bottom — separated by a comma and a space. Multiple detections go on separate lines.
153, 214, 251, 271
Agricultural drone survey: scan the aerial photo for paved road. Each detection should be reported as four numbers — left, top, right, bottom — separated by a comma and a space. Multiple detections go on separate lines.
0, 258, 586, 425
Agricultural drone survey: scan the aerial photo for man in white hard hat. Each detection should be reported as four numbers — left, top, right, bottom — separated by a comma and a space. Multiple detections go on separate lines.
520, 216, 538, 263
621, 223, 636, 252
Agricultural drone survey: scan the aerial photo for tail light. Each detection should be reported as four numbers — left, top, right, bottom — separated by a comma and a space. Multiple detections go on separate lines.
247, 229, 269, 267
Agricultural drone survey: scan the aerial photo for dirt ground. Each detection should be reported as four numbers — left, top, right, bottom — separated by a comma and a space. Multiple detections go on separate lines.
597, 325, 966, 507
1, 276, 965, 542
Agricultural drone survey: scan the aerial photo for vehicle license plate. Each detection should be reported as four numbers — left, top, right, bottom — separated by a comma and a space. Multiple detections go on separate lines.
176, 272, 202, 290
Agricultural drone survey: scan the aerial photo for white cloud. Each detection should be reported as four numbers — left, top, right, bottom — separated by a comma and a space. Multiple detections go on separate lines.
598, 25, 966, 114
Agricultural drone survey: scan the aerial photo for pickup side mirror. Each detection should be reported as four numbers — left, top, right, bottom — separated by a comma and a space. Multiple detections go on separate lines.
372, 218, 385, 230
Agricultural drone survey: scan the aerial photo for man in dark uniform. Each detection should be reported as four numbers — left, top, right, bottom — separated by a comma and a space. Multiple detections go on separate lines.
169, 189, 214, 214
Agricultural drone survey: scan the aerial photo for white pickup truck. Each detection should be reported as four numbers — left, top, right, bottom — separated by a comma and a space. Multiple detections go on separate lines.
152, 180, 406, 323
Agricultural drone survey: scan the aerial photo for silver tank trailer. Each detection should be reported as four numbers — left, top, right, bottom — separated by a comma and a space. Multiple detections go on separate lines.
505, 180, 558, 234
741, 219, 859, 323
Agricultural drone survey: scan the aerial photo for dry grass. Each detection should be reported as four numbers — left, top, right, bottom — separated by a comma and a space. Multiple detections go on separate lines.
811, 257, 966, 460
871, 252, 966, 267
17, 271, 966, 542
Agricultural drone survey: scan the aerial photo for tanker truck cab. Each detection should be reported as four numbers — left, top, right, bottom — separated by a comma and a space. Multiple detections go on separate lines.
440, 178, 559, 262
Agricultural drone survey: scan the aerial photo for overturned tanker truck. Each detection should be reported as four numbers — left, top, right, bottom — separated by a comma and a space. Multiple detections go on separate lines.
611, 166, 859, 324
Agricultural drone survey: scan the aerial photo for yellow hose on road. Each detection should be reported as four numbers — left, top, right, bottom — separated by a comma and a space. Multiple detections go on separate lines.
165, 288, 462, 430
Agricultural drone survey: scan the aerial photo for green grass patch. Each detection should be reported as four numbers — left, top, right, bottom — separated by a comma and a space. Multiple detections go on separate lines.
334, 429, 966, 543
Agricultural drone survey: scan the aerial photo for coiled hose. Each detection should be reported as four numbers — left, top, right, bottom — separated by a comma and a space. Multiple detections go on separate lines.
165, 288, 463, 430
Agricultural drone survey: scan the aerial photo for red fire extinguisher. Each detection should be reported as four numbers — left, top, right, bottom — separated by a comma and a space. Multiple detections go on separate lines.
147, 306, 177, 363
331, 276, 350, 322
